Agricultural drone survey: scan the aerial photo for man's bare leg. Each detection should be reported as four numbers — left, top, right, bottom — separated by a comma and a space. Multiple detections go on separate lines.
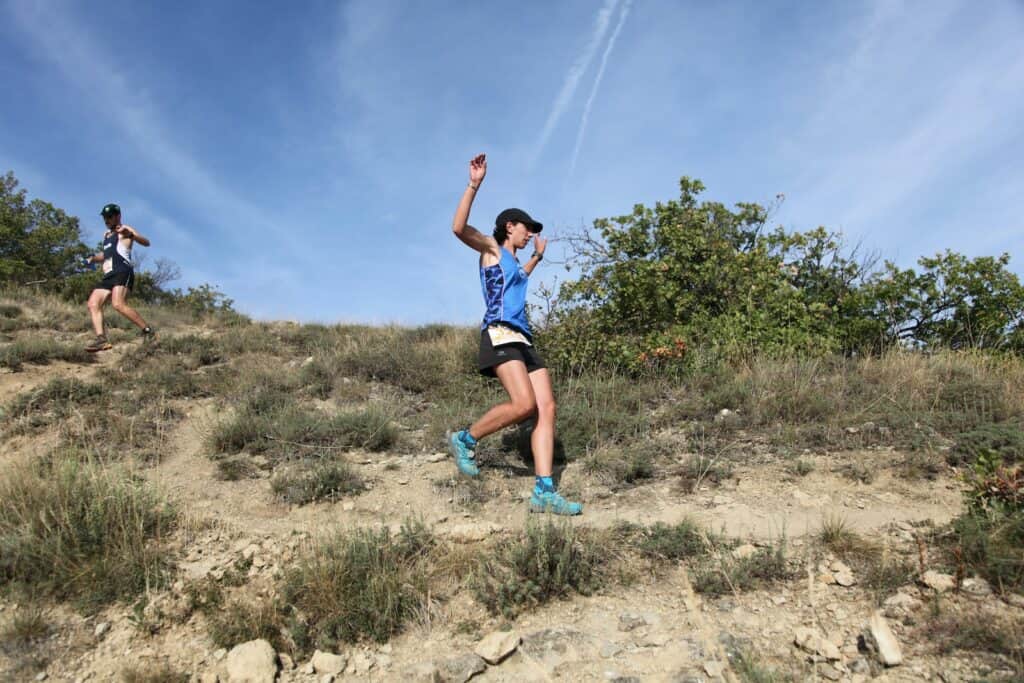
110, 286, 149, 330
87, 289, 110, 336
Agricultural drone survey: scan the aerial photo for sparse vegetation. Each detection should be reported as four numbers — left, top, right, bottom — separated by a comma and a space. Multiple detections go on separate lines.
950, 423, 1024, 467
0, 453, 177, 610
0, 336, 95, 371
280, 520, 433, 653
270, 457, 364, 505
206, 598, 284, 651
473, 519, 605, 617
209, 387, 399, 462
119, 663, 190, 683
0, 604, 50, 647
678, 452, 736, 492
636, 519, 713, 561
691, 540, 793, 597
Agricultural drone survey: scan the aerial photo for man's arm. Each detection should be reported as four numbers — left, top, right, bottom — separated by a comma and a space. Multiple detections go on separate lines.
118, 225, 150, 247
452, 154, 499, 256
522, 235, 547, 276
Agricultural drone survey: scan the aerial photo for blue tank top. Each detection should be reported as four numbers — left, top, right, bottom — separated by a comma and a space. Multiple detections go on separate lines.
480, 247, 531, 338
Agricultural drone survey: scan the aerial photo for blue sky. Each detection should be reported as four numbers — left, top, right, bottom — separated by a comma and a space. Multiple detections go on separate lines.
1, 0, 1022, 323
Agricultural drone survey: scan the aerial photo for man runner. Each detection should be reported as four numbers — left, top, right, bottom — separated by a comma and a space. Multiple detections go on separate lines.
83, 203, 154, 352
448, 153, 582, 515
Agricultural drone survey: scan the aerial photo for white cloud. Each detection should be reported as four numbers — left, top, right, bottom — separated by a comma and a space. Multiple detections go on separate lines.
528, 0, 620, 168
568, 0, 632, 179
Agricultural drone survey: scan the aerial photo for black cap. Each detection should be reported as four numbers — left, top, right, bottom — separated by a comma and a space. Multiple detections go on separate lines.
495, 208, 543, 233
100, 203, 121, 217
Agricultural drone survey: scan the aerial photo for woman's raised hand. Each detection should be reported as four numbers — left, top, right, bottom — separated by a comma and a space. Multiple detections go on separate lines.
469, 154, 487, 186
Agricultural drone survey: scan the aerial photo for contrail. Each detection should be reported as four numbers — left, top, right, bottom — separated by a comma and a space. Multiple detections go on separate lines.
529, 0, 619, 169
568, 0, 632, 178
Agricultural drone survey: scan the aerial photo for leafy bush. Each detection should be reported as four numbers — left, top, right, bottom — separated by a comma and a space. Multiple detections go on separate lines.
473, 519, 604, 617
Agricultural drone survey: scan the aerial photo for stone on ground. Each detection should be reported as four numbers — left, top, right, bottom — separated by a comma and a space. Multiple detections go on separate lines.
793, 626, 841, 661
225, 639, 278, 683
867, 612, 903, 667
311, 649, 347, 674
473, 630, 520, 664
921, 570, 955, 593
436, 653, 486, 683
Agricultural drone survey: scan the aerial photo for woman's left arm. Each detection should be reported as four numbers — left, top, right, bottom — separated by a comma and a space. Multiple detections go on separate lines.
523, 235, 546, 276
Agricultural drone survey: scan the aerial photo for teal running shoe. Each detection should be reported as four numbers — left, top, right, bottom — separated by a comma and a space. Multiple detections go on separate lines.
448, 430, 480, 477
529, 490, 583, 515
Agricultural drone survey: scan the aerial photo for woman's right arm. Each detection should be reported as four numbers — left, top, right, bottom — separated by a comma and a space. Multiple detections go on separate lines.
452, 154, 498, 255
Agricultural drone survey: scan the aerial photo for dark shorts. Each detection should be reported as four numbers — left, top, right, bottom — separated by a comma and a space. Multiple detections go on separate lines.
96, 269, 135, 291
478, 328, 546, 377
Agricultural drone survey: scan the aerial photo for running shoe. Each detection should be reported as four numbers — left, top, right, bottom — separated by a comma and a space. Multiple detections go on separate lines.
85, 334, 112, 353
448, 430, 480, 477
529, 490, 583, 516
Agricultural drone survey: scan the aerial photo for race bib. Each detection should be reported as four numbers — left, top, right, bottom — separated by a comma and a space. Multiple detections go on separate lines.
488, 325, 532, 347
102, 260, 112, 274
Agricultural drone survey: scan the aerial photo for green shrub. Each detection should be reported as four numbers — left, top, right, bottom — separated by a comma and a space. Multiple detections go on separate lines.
0, 604, 50, 647
954, 508, 1024, 594
692, 541, 792, 597
0, 304, 23, 319
207, 598, 284, 651
637, 520, 712, 561
271, 458, 364, 505
473, 519, 604, 617
0, 453, 177, 610
950, 423, 1024, 466
281, 521, 432, 652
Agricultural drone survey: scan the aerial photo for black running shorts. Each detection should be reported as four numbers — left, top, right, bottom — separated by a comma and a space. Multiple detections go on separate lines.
478, 328, 547, 377
97, 268, 135, 291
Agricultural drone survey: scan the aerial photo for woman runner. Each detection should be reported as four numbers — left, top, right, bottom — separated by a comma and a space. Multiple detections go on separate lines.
448, 153, 582, 515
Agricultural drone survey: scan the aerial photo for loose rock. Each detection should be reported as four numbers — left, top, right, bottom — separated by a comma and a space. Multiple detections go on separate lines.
618, 613, 647, 632
794, 627, 841, 661
436, 654, 486, 683
866, 612, 903, 667
311, 650, 347, 675
474, 630, 520, 664
225, 639, 278, 683
921, 570, 956, 593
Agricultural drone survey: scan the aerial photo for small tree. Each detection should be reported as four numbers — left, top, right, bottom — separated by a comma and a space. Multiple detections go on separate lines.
0, 171, 90, 284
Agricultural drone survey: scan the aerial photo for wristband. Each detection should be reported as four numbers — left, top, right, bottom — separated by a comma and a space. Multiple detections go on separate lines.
468, 183, 479, 191
533, 252, 543, 261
